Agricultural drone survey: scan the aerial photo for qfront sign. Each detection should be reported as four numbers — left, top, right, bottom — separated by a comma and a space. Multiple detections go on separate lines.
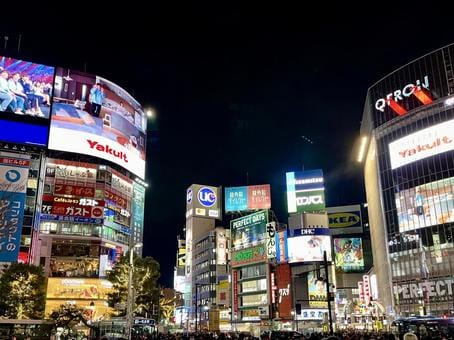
375, 75, 431, 115
185, 184, 221, 219
389, 118, 454, 169
286, 170, 325, 213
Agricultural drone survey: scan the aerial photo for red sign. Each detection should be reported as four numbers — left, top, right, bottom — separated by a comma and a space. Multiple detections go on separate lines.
363, 275, 371, 305
276, 264, 292, 319
18, 251, 29, 264
358, 281, 365, 303
0, 157, 30, 167
105, 189, 127, 209
54, 184, 95, 197
271, 272, 277, 304
248, 184, 271, 210
42, 196, 105, 219
233, 270, 239, 313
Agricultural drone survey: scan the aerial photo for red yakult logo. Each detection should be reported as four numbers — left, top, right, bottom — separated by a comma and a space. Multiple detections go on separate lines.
87, 140, 128, 163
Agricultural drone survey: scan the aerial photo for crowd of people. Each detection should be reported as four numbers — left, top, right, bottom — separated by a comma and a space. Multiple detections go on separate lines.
0, 68, 52, 117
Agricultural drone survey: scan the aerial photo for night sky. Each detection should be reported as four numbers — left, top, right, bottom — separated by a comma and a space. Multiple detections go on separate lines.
2, 4, 454, 286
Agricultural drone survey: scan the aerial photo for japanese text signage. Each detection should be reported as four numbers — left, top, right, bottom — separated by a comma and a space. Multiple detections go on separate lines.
225, 184, 271, 213
231, 210, 268, 250
0, 152, 30, 262
286, 170, 325, 213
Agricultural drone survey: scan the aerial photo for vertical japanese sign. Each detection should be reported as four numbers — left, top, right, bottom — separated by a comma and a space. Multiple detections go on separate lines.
232, 270, 239, 313
363, 275, 371, 305
0, 152, 30, 262
266, 222, 276, 259
132, 182, 146, 237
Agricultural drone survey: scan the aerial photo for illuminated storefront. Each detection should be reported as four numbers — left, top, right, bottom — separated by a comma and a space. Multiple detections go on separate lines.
359, 43, 454, 317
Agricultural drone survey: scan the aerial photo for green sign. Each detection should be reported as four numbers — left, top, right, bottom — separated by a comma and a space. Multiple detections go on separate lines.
230, 210, 268, 250
231, 244, 267, 267
295, 189, 325, 213
132, 182, 146, 236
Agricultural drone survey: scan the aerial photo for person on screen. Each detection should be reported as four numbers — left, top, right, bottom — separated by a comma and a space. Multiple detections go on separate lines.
8, 73, 27, 114
414, 187, 425, 216
89, 83, 105, 117
0, 70, 15, 112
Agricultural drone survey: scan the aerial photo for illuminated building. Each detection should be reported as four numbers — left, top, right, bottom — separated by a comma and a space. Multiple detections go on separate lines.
359, 43, 454, 317
0, 54, 148, 321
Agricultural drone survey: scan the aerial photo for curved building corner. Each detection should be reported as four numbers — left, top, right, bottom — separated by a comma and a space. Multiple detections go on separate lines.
359, 43, 454, 317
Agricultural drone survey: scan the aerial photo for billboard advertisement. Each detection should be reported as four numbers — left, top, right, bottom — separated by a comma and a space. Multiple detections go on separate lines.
231, 244, 266, 267
275, 230, 288, 264
395, 176, 454, 232
186, 184, 221, 219
286, 170, 325, 213
0, 152, 30, 262
276, 264, 292, 319
231, 210, 268, 250
287, 228, 331, 263
266, 222, 276, 259
216, 230, 227, 265
48, 68, 147, 178
224, 184, 271, 212
389, 119, 454, 170
41, 194, 104, 223
328, 208, 361, 229
308, 272, 327, 308
132, 182, 145, 236
333, 237, 364, 272
0, 119, 49, 146
0, 55, 54, 119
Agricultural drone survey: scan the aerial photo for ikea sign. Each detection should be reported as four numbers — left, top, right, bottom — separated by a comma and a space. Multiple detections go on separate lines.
328, 212, 361, 228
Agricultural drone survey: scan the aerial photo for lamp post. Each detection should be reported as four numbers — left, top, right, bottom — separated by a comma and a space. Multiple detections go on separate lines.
127, 242, 143, 340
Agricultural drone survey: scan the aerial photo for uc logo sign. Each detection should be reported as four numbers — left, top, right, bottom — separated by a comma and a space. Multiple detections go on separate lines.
187, 188, 193, 204
198, 187, 216, 207
5, 170, 21, 183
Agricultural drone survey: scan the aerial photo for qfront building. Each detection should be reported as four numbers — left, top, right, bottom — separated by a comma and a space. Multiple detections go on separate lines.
359, 43, 454, 317
0, 54, 148, 321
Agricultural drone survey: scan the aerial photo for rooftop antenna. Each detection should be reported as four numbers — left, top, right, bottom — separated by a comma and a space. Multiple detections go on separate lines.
17, 34, 21, 53
3, 36, 8, 49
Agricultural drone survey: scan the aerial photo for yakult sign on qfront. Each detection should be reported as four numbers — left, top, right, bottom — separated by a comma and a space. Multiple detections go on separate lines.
389, 119, 454, 170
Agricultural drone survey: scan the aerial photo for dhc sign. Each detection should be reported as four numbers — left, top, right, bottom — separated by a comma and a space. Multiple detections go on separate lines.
198, 187, 217, 207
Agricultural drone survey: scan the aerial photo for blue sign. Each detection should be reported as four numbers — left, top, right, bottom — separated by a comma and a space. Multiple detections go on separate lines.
275, 230, 288, 264
186, 188, 193, 204
198, 187, 216, 207
225, 186, 248, 212
0, 119, 49, 146
40, 214, 103, 224
293, 227, 330, 236
0, 192, 26, 262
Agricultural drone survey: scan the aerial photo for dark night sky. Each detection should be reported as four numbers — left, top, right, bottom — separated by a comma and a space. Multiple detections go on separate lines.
2, 3, 454, 286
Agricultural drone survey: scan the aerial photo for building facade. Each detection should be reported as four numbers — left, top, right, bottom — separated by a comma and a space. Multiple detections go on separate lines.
360, 43, 454, 317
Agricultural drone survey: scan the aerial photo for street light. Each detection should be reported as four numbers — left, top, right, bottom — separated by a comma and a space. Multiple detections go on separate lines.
127, 242, 143, 340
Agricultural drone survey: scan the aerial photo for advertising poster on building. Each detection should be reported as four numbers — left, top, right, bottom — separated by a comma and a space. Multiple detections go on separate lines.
389, 118, 454, 170
286, 170, 325, 213
275, 230, 288, 264
288, 228, 331, 263
216, 230, 227, 265
395, 176, 454, 232
48, 68, 147, 179
266, 222, 276, 259
276, 264, 292, 319
132, 182, 145, 236
225, 184, 271, 212
333, 237, 364, 272
231, 244, 266, 267
308, 272, 327, 308
0, 152, 30, 262
231, 210, 268, 250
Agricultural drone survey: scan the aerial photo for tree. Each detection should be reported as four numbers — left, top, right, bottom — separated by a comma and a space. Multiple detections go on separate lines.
48, 304, 99, 338
160, 294, 177, 324
0, 263, 46, 319
107, 253, 160, 317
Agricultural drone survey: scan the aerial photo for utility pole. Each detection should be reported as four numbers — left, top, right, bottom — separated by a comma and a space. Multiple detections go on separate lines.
324, 251, 333, 335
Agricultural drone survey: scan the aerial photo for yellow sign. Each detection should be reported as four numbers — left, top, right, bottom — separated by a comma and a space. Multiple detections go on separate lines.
328, 212, 360, 228
46, 278, 113, 300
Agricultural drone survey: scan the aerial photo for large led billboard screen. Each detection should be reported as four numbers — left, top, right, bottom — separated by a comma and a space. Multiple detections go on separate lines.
395, 176, 454, 232
287, 228, 331, 263
48, 68, 147, 179
286, 170, 325, 213
225, 184, 271, 212
231, 210, 268, 250
389, 119, 454, 170
0, 55, 54, 119
333, 237, 364, 272
308, 272, 328, 308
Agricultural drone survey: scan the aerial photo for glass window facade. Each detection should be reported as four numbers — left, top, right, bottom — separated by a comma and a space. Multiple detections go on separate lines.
362, 43, 454, 317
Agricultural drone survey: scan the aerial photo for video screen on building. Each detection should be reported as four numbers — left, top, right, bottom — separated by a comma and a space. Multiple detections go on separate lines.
0, 119, 49, 146
287, 229, 332, 263
0, 55, 54, 119
307, 272, 327, 308
395, 177, 454, 232
48, 68, 147, 179
286, 170, 325, 214
231, 210, 268, 250
333, 237, 364, 272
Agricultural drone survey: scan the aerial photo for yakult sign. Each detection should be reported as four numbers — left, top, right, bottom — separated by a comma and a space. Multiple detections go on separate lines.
389, 119, 454, 169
